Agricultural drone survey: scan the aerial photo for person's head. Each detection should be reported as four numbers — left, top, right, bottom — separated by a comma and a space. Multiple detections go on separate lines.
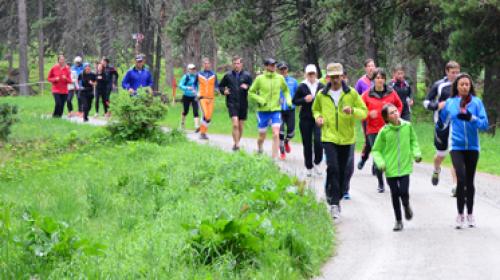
73, 56, 82, 66
263, 58, 277, 72
202, 57, 211, 71
187, 63, 196, 74
342, 70, 349, 84
304, 64, 317, 83
392, 64, 405, 81
278, 62, 289, 76
451, 73, 475, 98
372, 68, 387, 89
101, 57, 110, 67
326, 63, 344, 89
97, 63, 104, 72
381, 104, 400, 125
58, 54, 66, 66
364, 58, 376, 78
83, 63, 91, 74
135, 54, 145, 69
445, 60, 460, 83
232, 55, 243, 72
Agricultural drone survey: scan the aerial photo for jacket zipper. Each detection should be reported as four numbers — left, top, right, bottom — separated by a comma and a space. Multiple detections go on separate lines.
397, 129, 401, 175
336, 94, 346, 131
463, 121, 468, 149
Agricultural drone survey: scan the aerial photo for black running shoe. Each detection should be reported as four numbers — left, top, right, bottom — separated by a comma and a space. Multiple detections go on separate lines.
393, 221, 403, 231
404, 205, 413, 221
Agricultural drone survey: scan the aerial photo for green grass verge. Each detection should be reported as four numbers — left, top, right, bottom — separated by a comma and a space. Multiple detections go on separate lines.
0, 95, 334, 279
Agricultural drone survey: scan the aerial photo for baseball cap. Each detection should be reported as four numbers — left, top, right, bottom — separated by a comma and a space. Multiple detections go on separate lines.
278, 62, 288, 69
305, 64, 317, 74
263, 58, 277, 66
135, 54, 145, 61
326, 63, 343, 76
187, 63, 196, 70
74, 56, 82, 63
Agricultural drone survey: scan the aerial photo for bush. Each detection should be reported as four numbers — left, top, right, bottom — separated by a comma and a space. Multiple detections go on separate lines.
0, 103, 18, 142
106, 93, 169, 143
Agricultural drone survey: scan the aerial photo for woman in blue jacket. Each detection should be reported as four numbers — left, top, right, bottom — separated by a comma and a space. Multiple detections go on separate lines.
178, 64, 200, 131
439, 73, 489, 229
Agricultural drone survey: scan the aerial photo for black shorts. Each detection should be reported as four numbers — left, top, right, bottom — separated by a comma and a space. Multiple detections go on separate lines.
227, 101, 248, 120
434, 121, 450, 152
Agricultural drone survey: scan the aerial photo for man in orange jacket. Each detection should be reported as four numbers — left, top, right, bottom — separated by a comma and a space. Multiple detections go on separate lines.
194, 57, 218, 140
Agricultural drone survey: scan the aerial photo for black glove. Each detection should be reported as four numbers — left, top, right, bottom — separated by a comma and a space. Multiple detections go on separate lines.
457, 110, 472, 121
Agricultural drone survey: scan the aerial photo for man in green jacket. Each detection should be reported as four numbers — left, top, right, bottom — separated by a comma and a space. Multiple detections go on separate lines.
312, 63, 368, 220
248, 58, 292, 159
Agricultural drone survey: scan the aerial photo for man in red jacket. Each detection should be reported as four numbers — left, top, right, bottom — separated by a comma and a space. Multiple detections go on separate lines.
47, 54, 73, 118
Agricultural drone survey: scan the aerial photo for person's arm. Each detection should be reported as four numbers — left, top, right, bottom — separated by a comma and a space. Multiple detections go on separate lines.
410, 124, 422, 160
146, 71, 153, 88
248, 77, 265, 105
47, 67, 57, 83
470, 99, 489, 131
393, 92, 403, 113
312, 95, 322, 120
178, 75, 188, 91
281, 76, 292, 107
218, 75, 227, 95
354, 79, 362, 95
423, 83, 439, 111
121, 71, 130, 90
293, 85, 307, 106
352, 93, 368, 120
371, 130, 386, 171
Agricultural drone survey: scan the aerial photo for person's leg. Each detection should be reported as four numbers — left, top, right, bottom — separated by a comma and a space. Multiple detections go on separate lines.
464, 151, 479, 215
285, 110, 295, 153
400, 175, 410, 207
279, 111, 287, 156
77, 90, 83, 114
231, 116, 240, 149
313, 124, 323, 166
181, 97, 190, 128
299, 119, 314, 170
272, 125, 281, 159
343, 144, 355, 195
359, 120, 371, 168
103, 90, 110, 114
67, 90, 74, 114
81, 92, 90, 121
323, 142, 341, 206
199, 99, 209, 137
95, 92, 101, 115
368, 133, 385, 191
58, 94, 68, 117
192, 97, 200, 131
450, 151, 467, 215
52, 93, 61, 117
238, 120, 245, 143
256, 112, 269, 153
387, 177, 402, 221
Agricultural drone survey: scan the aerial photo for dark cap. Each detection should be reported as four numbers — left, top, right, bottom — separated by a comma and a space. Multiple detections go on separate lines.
135, 54, 145, 62
277, 62, 288, 70
263, 58, 277, 66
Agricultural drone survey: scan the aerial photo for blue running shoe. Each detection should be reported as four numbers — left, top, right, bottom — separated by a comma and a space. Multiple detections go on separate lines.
343, 193, 351, 200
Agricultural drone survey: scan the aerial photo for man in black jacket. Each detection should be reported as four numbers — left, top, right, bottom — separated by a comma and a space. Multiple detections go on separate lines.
219, 55, 253, 151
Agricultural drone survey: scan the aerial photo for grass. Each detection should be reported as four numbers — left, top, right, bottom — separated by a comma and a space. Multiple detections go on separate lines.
0, 95, 334, 279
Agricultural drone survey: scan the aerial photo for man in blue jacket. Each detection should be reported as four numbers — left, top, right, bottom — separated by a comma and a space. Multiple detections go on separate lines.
122, 54, 153, 96
278, 62, 298, 160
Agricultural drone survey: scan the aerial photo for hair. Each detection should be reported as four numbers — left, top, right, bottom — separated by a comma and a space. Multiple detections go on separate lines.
381, 103, 397, 123
372, 68, 387, 80
451, 73, 475, 98
57, 54, 65, 62
445, 60, 460, 71
202, 57, 210, 63
102, 57, 110, 64
232, 55, 242, 63
364, 58, 375, 67
392, 64, 405, 73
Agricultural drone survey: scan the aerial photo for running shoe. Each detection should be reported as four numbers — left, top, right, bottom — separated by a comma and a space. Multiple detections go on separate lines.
313, 165, 322, 176
330, 205, 340, 220
232, 146, 240, 152
357, 159, 366, 170
284, 141, 291, 153
432, 169, 440, 186
377, 185, 385, 193
404, 205, 413, 221
200, 133, 209, 140
451, 186, 457, 197
455, 214, 465, 229
305, 169, 313, 177
467, 214, 476, 228
280, 152, 286, 160
343, 193, 351, 200
393, 221, 404, 231
195, 127, 200, 133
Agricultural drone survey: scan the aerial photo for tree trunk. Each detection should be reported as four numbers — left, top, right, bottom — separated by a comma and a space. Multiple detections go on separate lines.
38, 0, 45, 95
422, 53, 446, 89
363, 2, 377, 63
153, 29, 162, 92
296, 0, 322, 78
483, 59, 500, 135
17, 0, 29, 96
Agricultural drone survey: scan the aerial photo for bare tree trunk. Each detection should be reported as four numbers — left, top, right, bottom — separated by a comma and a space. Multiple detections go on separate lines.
363, 2, 377, 62
17, 0, 29, 96
211, 27, 218, 71
38, 0, 45, 95
296, 0, 322, 78
483, 59, 500, 135
153, 29, 162, 92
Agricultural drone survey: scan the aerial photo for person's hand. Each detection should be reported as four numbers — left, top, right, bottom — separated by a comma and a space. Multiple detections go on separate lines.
316, 117, 324, 127
240, 83, 248, 90
61, 75, 66, 80
128, 88, 134, 94
369, 110, 378, 119
55, 76, 60, 81
408, 99, 414, 106
457, 110, 473, 121
343, 106, 353, 115
304, 95, 313, 103
415, 156, 422, 163
224, 87, 230, 95
379, 165, 386, 172
188, 86, 194, 91
438, 101, 446, 110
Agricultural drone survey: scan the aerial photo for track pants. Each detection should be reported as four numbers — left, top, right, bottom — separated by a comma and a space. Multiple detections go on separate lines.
299, 118, 323, 169
323, 143, 354, 206
199, 98, 214, 134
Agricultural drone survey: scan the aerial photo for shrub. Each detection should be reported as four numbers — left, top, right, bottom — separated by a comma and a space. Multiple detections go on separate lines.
0, 103, 18, 142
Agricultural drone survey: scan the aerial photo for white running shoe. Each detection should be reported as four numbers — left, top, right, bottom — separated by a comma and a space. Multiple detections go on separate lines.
313, 165, 322, 176
305, 169, 313, 177
330, 205, 340, 220
467, 214, 476, 228
455, 214, 465, 229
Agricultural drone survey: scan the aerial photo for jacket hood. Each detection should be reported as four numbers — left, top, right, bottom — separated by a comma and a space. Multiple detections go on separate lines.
369, 84, 394, 98
321, 80, 351, 95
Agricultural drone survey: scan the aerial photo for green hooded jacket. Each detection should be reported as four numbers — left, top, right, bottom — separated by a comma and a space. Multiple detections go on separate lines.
312, 82, 367, 145
372, 120, 422, 178
248, 70, 291, 112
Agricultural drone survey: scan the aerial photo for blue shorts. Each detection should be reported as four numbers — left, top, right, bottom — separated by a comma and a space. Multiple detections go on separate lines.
257, 111, 281, 131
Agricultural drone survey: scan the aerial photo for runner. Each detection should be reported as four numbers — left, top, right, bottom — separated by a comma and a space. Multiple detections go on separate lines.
356, 58, 376, 171
361, 68, 403, 193
178, 63, 200, 131
293, 64, 325, 176
390, 64, 413, 121
277, 62, 298, 160
67, 61, 80, 117
101, 57, 119, 94
219, 55, 253, 150
423, 61, 460, 194
438, 73, 489, 229
312, 63, 367, 220
121, 54, 153, 96
94, 63, 111, 117
248, 58, 292, 159
47, 54, 72, 118
194, 57, 218, 140
78, 63, 96, 122
372, 104, 422, 231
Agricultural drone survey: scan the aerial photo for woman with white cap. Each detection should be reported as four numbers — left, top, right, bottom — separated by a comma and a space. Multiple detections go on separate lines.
293, 64, 325, 176
178, 63, 200, 131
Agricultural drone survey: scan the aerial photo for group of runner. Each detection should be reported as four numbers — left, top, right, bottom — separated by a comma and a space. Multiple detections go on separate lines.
179, 57, 489, 231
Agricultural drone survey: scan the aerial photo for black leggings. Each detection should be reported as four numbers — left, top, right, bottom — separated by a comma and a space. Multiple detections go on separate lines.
67, 90, 76, 112
182, 96, 199, 118
52, 93, 67, 118
450, 150, 479, 215
386, 175, 410, 221
361, 121, 371, 162
95, 89, 110, 114
299, 118, 323, 169
368, 133, 385, 188
81, 91, 94, 121
280, 109, 296, 141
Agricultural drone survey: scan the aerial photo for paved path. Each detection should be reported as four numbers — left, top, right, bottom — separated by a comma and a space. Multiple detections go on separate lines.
67, 115, 500, 279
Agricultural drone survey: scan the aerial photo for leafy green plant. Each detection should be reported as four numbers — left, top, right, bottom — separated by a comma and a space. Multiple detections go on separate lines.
0, 103, 18, 142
